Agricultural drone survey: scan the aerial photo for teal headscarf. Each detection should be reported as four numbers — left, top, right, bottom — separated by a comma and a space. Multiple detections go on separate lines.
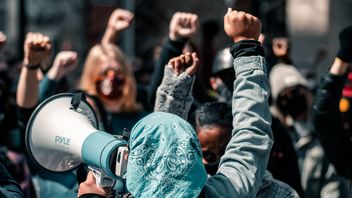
126, 112, 207, 198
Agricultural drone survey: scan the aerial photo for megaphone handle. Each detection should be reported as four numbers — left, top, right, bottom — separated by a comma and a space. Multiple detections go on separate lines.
88, 166, 115, 188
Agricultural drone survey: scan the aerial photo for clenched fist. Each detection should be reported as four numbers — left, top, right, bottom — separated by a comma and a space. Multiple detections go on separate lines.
0, 31, 7, 48
168, 52, 199, 76
102, 9, 134, 44
169, 12, 199, 41
107, 9, 134, 33
224, 8, 261, 43
47, 51, 78, 80
23, 32, 51, 66
272, 37, 290, 58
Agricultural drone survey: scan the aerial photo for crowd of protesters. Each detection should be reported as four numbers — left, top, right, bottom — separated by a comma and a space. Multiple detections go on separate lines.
0, 4, 351, 198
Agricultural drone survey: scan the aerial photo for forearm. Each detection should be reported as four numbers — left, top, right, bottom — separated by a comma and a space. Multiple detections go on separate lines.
154, 66, 194, 120
102, 28, 119, 45
16, 67, 39, 108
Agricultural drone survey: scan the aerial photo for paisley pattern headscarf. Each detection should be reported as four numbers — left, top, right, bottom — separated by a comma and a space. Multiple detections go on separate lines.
126, 112, 207, 197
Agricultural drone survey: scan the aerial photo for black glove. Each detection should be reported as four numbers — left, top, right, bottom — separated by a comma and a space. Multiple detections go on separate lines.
337, 26, 352, 62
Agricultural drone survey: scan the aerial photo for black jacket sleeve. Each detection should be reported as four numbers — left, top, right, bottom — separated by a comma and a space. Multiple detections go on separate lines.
312, 72, 352, 178
17, 107, 35, 154
0, 155, 24, 198
147, 38, 187, 109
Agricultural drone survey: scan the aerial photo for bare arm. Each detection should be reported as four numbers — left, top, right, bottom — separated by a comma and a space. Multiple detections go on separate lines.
16, 32, 51, 108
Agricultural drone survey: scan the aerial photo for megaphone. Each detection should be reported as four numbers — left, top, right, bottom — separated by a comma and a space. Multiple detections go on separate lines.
25, 92, 128, 184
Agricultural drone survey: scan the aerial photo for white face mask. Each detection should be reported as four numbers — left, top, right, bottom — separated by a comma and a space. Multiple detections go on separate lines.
293, 119, 312, 138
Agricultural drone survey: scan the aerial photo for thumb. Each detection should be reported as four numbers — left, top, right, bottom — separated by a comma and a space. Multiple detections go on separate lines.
86, 171, 96, 184
185, 52, 199, 76
224, 8, 233, 28
227, 7, 232, 15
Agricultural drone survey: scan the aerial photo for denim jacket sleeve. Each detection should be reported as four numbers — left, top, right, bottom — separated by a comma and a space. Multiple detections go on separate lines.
204, 56, 273, 198
154, 65, 195, 120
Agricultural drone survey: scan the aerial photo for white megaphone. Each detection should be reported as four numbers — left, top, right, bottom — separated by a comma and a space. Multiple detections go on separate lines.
25, 92, 129, 186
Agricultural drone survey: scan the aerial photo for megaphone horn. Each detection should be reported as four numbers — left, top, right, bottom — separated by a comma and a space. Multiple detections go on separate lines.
25, 92, 128, 179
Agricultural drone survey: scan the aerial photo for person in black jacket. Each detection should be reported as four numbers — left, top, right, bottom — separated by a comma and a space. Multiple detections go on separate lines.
0, 154, 24, 198
312, 26, 352, 183
147, 12, 214, 111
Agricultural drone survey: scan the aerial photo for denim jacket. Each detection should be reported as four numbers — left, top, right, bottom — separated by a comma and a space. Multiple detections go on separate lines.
155, 55, 298, 197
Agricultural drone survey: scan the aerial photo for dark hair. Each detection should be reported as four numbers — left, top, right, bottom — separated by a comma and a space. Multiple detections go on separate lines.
189, 102, 232, 130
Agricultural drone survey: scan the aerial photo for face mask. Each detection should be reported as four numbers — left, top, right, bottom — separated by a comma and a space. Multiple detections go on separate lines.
204, 161, 219, 176
277, 86, 309, 119
202, 150, 221, 175
95, 68, 125, 100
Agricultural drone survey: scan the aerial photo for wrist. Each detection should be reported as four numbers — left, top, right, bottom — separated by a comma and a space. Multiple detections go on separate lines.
47, 68, 61, 81
23, 58, 41, 67
169, 32, 179, 41
102, 28, 119, 44
229, 40, 264, 59
233, 37, 255, 43
169, 32, 188, 42
23, 60, 41, 70
330, 57, 350, 75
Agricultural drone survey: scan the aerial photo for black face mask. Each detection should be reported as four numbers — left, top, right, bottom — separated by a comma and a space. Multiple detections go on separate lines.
202, 149, 223, 176
277, 86, 309, 119
95, 68, 126, 100
204, 162, 219, 176
218, 70, 235, 92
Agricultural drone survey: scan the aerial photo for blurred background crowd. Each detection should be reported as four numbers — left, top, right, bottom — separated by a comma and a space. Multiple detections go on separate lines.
0, 0, 352, 197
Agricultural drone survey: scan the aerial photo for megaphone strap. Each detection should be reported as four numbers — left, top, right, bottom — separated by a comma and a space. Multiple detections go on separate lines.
70, 91, 86, 110
122, 128, 130, 141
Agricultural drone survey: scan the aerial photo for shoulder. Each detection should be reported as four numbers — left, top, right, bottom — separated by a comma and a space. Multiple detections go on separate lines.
257, 173, 300, 198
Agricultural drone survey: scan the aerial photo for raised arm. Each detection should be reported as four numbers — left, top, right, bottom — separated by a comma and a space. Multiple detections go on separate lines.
154, 52, 199, 119
312, 26, 352, 178
39, 51, 78, 101
101, 9, 134, 45
204, 10, 273, 197
16, 32, 51, 108
148, 12, 198, 109
16, 33, 51, 152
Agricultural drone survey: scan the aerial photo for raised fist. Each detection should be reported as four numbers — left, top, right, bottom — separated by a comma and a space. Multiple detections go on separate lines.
168, 52, 199, 76
169, 12, 199, 41
24, 32, 51, 66
0, 31, 7, 48
47, 51, 78, 80
224, 8, 261, 43
272, 37, 290, 58
107, 9, 134, 33
337, 26, 352, 63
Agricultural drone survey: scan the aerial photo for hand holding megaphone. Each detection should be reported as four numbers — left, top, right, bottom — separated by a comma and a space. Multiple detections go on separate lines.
89, 167, 115, 188
78, 171, 112, 198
